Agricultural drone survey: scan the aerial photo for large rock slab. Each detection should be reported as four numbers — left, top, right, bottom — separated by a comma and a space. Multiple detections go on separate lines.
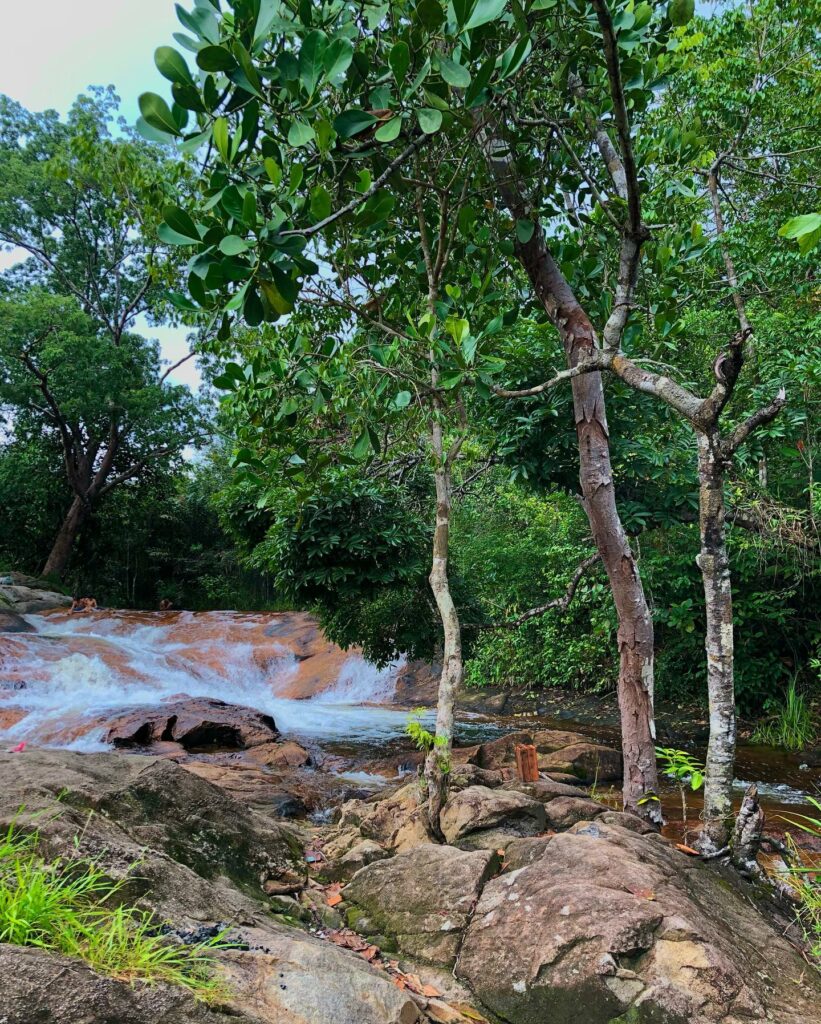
440, 786, 546, 845
353, 782, 435, 852
538, 741, 622, 783
0, 749, 302, 921
344, 844, 498, 965
104, 698, 279, 750
457, 820, 821, 1024
0, 944, 260, 1024
219, 926, 423, 1024
0, 608, 35, 632
0, 573, 71, 613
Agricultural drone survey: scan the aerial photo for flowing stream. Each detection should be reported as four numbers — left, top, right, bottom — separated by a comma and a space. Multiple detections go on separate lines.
0, 609, 426, 750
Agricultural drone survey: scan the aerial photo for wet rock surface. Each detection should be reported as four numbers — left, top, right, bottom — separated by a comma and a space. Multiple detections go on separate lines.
440, 785, 547, 845
0, 573, 71, 614
103, 697, 279, 750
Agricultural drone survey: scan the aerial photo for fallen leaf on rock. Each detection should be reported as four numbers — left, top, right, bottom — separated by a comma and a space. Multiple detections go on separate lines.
327, 929, 371, 952
675, 843, 700, 856
326, 891, 342, 907
627, 886, 656, 900
426, 999, 469, 1023
451, 1005, 490, 1023
421, 983, 442, 998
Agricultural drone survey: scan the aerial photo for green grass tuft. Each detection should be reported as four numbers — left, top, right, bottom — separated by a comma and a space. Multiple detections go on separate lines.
752, 679, 816, 752
780, 796, 821, 967
0, 822, 226, 999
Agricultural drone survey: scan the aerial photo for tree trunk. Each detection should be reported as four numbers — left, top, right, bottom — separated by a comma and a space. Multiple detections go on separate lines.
479, 123, 661, 824
696, 430, 736, 852
42, 495, 87, 580
513, 240, 661, 823
425, 457, 463, 837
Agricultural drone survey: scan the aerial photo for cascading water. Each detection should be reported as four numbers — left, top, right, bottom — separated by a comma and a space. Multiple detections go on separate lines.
0, 609, 424, 752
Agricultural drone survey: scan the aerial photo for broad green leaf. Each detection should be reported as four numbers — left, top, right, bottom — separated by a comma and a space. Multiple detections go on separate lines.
415, 0, 445, 30
264, 157, 282, 185
136, 117, 175, 143
465, 0, 507, 30
323, 37, 354, 82
374, 116, 403, 142
438, 56, 471, 88
393, 390, 412, 409
464, 54, 495, 107
288, 119, 316, 147
416, 107, 442, 134
310, 184, 332, 220
516, 218, 535, 243
158, 223, 200, 246
254, 0, 279, 45
389, 41, 411, 85
299, 30, 328, 95
196, 45, 237, 72
155, 46, 192, 85
779, 212, 821, 255
138, 93, 181, 136
334, 108, 377, 138
453, 0, 476, 27
352, 430, 371, 459
162, 204, 200, 241
219, 235, 250, 255
668, 0, 695, 26
498, 35, 532, 79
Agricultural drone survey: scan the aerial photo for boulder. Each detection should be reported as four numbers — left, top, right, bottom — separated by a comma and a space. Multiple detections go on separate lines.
531, 727, 595, 752
542, 795, 605, 830
440, 786, 546, 845
0, 573, 71, 613
456, 821, 821, 1024
357, 782, 435, 852
218, 926, 423, 1024
0, 944, 261, 1024
344, 845, 499, 965
502, 835, 554, 872
539, 741, 622, 783
0, 749, 302, 922
505, 778, 587, 802
327, 839, 391, 880
245, 739, 312, 768
104, 698, 278, 750
0, 608, 34, 633
472, 730, 533, 771
448, 762, 505, 791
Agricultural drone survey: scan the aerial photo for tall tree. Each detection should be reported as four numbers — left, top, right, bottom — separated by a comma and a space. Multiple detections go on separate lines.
0, 92, 201, 577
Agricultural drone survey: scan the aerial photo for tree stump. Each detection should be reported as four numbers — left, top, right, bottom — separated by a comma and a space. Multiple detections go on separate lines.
515, 743, 539, 783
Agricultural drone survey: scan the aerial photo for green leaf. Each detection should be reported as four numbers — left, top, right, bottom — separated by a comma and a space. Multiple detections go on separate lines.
779, 212, 821, 255
162, 204, 201, 241
393, 390, 412, 409
415, 0, 445, 30
333, 108, 377, 138
516, 218, 535, 243
464, 54, 496, 107
155, 46, 192, 85
158, 222, 200, 246
196, 45, 237, 72
374, 116, 403, 142
438, 56, 471, 88
389, 41, 411, 85
212, 116, 231, 162
310, 185, 332, 220
288, 119, 316, 147
352, 429, 371, 459
465, 0, 507, 30
668, 0, 695, 26
138, 93, 181, 136
264, 157, 282, 185
219, 235, 250, 255
416, 107, 442, 134
453, 0, 475, 27
298, 30, 328, 95
323, 37, 354, 83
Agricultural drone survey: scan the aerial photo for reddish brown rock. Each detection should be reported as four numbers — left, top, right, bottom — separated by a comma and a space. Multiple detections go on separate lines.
245, 739, 312, 769
539, 741, 622, 783
104, 698, 278, 751
472, 731, 534, 771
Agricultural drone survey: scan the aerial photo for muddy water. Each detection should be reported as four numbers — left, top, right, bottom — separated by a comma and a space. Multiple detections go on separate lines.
0, 609, 817, 830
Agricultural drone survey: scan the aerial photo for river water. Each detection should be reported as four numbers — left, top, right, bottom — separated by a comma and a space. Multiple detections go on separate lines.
0, 609, 817, 831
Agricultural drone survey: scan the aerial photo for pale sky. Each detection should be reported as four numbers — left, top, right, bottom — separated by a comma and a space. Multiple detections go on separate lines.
0, 0, 201, 389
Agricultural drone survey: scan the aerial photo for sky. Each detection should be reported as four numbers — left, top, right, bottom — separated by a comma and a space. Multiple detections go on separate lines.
0, 0, 201, 389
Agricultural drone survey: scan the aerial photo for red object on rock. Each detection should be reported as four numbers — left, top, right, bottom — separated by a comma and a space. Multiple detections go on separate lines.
10, 741, 26, 753
515, 743, 539, 783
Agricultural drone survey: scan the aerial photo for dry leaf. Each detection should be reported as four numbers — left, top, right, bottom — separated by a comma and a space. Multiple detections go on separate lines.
451, 1003, 491, 1022
675, 843, 700, 856
421, 984, 442, 998
627, 886, 656, 900
326, 891, 342, 907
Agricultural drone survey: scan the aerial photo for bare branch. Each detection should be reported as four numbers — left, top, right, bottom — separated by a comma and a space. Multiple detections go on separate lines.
724, 388, 787, 454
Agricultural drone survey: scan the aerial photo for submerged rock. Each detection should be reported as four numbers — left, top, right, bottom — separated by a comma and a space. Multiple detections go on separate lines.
456, 820, 821, 1024
344, 845, 499, 965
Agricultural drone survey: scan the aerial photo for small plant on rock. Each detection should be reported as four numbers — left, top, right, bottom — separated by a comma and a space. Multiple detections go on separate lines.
656, 747, 705, 826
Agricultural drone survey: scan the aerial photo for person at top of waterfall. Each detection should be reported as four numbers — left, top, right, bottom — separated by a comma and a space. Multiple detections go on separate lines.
159, 598, 173, 611
70, 596, 84, 613
83, 596, 97, 611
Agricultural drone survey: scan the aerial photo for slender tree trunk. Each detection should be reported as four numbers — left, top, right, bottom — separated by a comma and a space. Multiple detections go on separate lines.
42, 495, 87, 580
479, 124, 661, 823
513, 239, 661, 824
425, 450, 463, 836
696, 430, 736, 852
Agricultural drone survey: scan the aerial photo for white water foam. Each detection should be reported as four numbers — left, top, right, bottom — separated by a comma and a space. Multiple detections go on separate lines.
0, 612, 418, 751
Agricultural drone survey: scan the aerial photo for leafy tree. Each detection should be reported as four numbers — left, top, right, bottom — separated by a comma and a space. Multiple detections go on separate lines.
0, 92, 203, 578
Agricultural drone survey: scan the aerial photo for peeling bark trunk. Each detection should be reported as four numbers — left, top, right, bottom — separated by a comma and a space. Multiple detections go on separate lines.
42, 495, 87, 580
696, 431, 736, 852
425, 457, 462, 837
515, 241, 661, 824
